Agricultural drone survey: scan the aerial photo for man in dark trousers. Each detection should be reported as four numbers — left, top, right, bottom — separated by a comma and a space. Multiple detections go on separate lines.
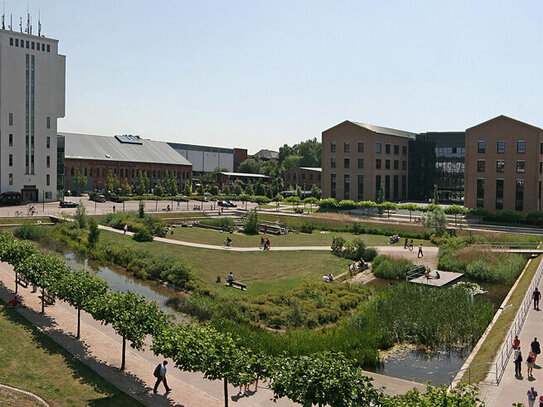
532, 338, 541, 363
153, 360, 171, 394
514, 346, 523, 377
533, 288, 541, 310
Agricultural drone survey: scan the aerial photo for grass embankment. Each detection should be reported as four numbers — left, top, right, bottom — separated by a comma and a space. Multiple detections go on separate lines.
0, 300, 143, 406
0, 388, 42, 406
460, 255, 542, 384
0, 216, 51, 225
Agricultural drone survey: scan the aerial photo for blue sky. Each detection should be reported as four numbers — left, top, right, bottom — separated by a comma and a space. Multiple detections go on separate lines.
4, 1, 543, 153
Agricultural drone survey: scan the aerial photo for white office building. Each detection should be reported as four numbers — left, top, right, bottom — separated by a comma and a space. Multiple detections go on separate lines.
0, 27, 65, 201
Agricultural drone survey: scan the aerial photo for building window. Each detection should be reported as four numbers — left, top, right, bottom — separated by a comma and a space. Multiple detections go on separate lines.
385, 144, 391, 154
477, 178, 485, 208
90, 168, 93, 177
385, 175, 390, 200
517, 141, 526, 154
344, 174, 350, 200
331, 173, 336, 199
46, 156, 50, 168
541, 142, 543, 154
496, 179, 504, 210
84, 168, 87, 176
42, 44, 45, 51
540, 162, 542, 174
497, 160, 505, 173
357, 174, 364, 200
497, 141, 505, 153
31, 41, 35, 50
375, 175, 381, 199
394, 145, 399, 155
376, 143, 382, 153
301, 172, 305, 180
26, 40, 29, 48
376, 159, 382, 169
8, 134, 13, 146
358, 142, 364, 153
393, 160, 399, 170
515, 179, 524, 211
344, 142, 350, 153
45, 192, 52, 199
402, 175, 407, 199
344, 158, 350, 169
46, 174, 50, 186
330, 157, 336, 168
46, 136, 50, 149
477, 160, 485, 172
516, 160, 525, 173
478, 141, 486, 153
402, 145, 407, 155
36, 42, 40, 50
385, 159, 390, 169
309, 173, 313, 180
330, 142, 336, 153
402, 160, 407, 170
70, 167, 74, 176
357, 158, 364, 169
47, 44, 50, 52
8, 154, 13, 166
9, 113, 13, 126
46, 116, 51, 129
9, 38, 13, 46
8, 174, 13, 185
15, 39, 18, 46
393, 175, 399, 200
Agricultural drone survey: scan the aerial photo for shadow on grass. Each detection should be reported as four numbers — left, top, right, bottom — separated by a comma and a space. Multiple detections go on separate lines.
0, 280, 184, 407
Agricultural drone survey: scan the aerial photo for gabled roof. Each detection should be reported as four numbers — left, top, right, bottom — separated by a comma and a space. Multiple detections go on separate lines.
253, 149, 279, 159
219, 172, 270, 178
350, 121, 417, 139
467, 115, 543, 132
61, 132, 192, 166
299, 167, 322, 172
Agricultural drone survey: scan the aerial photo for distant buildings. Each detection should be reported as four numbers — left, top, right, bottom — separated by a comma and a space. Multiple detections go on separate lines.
253, 149, 279, 161
0, 28, 65, 201
168, 143, 247, 175
284, 167, 322, 189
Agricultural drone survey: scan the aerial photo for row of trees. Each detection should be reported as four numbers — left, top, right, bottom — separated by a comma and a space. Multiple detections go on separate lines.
0, 231, 484, 406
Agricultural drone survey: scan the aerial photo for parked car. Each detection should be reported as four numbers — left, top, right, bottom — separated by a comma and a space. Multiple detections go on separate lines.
59, 200, 78, 208
226, 200, 237, 207
108, 195, 124, 203
0, 191, 22, 205
72, 190, 82, 197
217, 200, 229, 207
91, 194, 106, 203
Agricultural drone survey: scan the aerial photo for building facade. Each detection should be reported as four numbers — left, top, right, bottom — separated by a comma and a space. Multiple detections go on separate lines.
464, 115, 543, 212
0, 28, 65, 201
62, 133, 192, 193
322, 121, 414, 202
168, 143, 247, 175
284, 167, 322, 189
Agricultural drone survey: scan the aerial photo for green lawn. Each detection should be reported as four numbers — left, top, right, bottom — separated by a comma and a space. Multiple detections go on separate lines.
168, 226, 414, 247
100, 230, 353, 294
0, 300, 143, 407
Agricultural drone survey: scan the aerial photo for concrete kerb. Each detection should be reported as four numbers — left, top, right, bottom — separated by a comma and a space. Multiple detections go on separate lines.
0, 383, 51, 407
450, 254, 543, 388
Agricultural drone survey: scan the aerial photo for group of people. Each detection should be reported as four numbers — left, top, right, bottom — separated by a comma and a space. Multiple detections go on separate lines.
424, 269, 440, 280
513, 335, 541, 380
27, 204, 36, 215
348, 259, 367, 275
402, 238, 424, 258
260, 236, 271, 251
322, 273, 334, 283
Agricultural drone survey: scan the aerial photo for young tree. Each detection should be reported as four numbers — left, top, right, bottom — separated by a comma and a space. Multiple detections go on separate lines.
210, 184, 219, 196
255, 181, 266, 196
196, 184, 205, 196
73, 169, 88, 194
135, 171, 146, 195
183, 180, 192, 196
310, 184, 321, 198
421, 207, 448, 236
120, 179, 132, 196
377, 184, 385, 204
379, 202, 398, 220
444, 205, 468, 227
245, 182, 254, 196
87, 218, 100, 247
400, 203, 421, 222
143, 171, 150, 193
222, 184, 231, 195
244, 208, 259, 235
154, 181, 164, 197
234, 182, 243, 196
104, 169, 120, 195
139, 200, 145, 218
433, 184, 440, 205
75, 202, 87, 229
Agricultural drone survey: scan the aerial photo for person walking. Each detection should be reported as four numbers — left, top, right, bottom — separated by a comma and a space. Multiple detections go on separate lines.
532, 338, 541, 363
153, 360, 171, 394
515, 347, 523, 377
514, 335, 521, 349
528, 351, 536, 378
123, 224, 128, 234
528, 387, 538, 407
404, 237, 408, 249
534, 288, 541, 310
417, 243, 424, 258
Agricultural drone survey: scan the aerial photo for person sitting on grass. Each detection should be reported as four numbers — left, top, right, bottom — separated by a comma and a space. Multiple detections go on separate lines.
434, 271, 440, 279
8, 296, 21, 308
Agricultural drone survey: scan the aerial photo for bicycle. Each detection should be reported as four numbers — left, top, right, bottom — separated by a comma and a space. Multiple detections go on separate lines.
224, 238, 232, 249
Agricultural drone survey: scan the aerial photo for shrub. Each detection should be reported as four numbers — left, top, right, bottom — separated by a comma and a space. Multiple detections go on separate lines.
200, 217, 235, 228
526, 210, 543, 226
338, 200, 357, 210
133, 228, 153, 242
14, 224, 50, 241
300, 222, 314, 234
342, 238, 377, 261
372, 255, 414, 280
87, 218, 100, 247
319, 198, 339, 210
75, 204, 87, 229
421, 207, 448, 236
244, 209, 260, 235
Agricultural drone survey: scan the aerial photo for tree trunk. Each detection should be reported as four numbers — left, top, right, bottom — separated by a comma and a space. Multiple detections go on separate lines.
223, 378, 228, 407
77, 308, 81, 339
121, 336, 126, 370
15, 272, 18, 294
41, 287, 45, 314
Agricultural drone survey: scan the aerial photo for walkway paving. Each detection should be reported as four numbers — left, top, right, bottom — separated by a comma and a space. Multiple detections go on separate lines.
0, 383, 51, 406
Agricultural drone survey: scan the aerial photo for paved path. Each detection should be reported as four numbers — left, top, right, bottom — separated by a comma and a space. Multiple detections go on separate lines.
0, 383, 51, 406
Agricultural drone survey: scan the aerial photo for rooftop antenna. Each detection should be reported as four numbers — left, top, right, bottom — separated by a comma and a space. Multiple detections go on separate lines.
2, 3, 5, 30
38, 10, 40, 36
19, 16, 22, 32
9, 14, 12, 30
26, 2, 29, 34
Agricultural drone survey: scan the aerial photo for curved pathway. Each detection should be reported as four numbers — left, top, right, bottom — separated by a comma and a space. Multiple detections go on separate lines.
0, 383, 51, 407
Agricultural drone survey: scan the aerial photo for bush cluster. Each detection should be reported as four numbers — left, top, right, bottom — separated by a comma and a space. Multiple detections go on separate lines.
101, 212, 167, 238
371, 255, 415, 280
470, 207, 543, 226
331, 237, 378, 261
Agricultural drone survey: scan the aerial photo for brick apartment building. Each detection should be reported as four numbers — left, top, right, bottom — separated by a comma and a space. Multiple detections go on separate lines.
464, 115, 543, 212
284, 167, 322, 189
322, 121, 414, 201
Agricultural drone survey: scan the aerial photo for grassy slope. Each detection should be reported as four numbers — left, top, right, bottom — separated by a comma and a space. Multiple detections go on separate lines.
0, 301, 143, 407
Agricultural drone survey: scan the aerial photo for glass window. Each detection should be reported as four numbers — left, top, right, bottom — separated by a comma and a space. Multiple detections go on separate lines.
47, 44, 50, 52
497, 160, 505, 173
46, 156, 50, 168
46, 136, 50, 148
394, 145, 399, 155
357, 174, 364, 200
495, 179, 504, 210
402, 145, 407, 155
344, 142, 350, 153
477, 178, 485, 208
344, 158, 350, 169
376, 143, 382, 153
478, 141, 486, 153
9, 113, 13, 126
46, 116, 51, 129
8, 174, 13, 185
357, 158, 364, 169
517, 141, 526, 154
70, 167, 74, 176
497, 141, 505, 153
26, 40, 29, 48
516, 160, 525, 173
385, 159, 390, 169
477, 160, 485, 172
344, 174, 350, 200
330, 173, 336, 199
375, 175, 381, 199
376, 159, 381, 169
8, 154, 13, 166
36, 42, 40, 50
402, 160, 407, 170
9, 38, 13, 46
8, 134, 13, 146
515, 179, 524, 211
42, 44, 45, 51
46, 174, 50, 186
358, 142, 364, 153
15, 39, 18, 46
330, 142, 336, 152
394, 160, 399, 170
31, 41, 35, 50
540, 162, 542, 174
385, 144, 391, 154
330, 157, 336, 168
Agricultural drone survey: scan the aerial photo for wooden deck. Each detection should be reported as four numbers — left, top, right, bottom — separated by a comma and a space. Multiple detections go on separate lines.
409, 271, 463, 287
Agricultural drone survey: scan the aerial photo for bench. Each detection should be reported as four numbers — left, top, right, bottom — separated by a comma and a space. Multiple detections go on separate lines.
294, 207, 304, 214
38, 291, 56, 306
226, 281, 247, 291
16, 276, 29, 288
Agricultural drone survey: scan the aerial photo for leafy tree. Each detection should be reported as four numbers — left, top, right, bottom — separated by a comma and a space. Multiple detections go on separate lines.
244, 209, 259, 235
379, 202, 397, 219
75, 202, 87, 229
183, 180, 192, 196
163, 170, 178, 195
139, 200, 145, 218
296, 186, 303, 199
358, 201, 377, 217
304, 197, 319, 213
210, 184, 219, 196
135, 171, 146, 195
444, 205, 468, 226
400, 203, 421, 222
384, 383, 484, 406
296, 138, 322, 167
154, 181, 164, 197
104, 169, 120, 195
237, 157, 261, 174
377, 184, 385, 204
245, 182, 254, 196
255, 181, 266, 196
283, 155, 303, 171
433, 184, 439, 205
421, 207, 448, 236
196, 184, 205, 196
90, 291, 170, 370
87, 218, 100, 247
269, 352, 381, 407
310, 184, 321, 198
73, 169, 88, 193
234, 181, 243, 196
120, 179, 132, 196
143, 171, 150, 193
222, 184, 230, 195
